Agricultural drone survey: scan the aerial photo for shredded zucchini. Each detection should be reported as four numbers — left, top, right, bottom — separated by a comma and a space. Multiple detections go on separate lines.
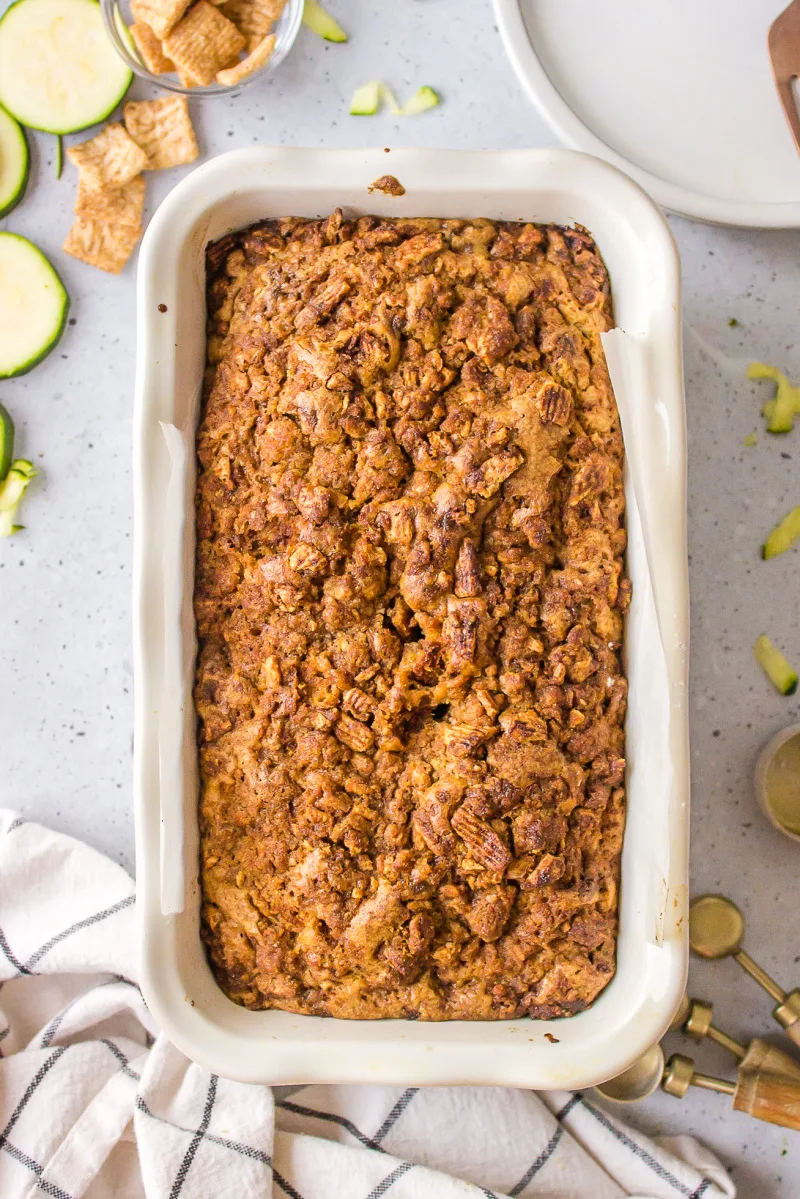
350, 81, 442, 117
754, 635, 798, 696
303, 0, 347, 42
763, 506, 800, 560
743, 431, 758, 447
0, 456, 36, 536
748, 363, 781, 380
379, 83, 402, 116
748, 361, 800, 434
350, 81, 379, 116
400, 86, 441, 115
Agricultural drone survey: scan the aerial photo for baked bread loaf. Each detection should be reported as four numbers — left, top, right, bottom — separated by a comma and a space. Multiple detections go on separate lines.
196, 212, 629, 1020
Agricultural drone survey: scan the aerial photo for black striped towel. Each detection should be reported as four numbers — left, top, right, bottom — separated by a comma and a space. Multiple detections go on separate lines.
0, 811, 733, 1199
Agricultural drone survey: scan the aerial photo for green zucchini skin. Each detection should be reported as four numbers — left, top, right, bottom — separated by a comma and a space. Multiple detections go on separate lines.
0, 234, 70, 380
0, 403, 14, 481
0, 103, 29, 217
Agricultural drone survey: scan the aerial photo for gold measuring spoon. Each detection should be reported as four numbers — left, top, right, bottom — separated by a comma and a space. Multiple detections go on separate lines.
755, 723, 800, 842
690, 895, 800, 1046
593, 999, 691, 1103
681, 996, 800, 1079
664, 1054, 800, 1131
594, 1044, 666, 1103
598, 1048, 800, 1130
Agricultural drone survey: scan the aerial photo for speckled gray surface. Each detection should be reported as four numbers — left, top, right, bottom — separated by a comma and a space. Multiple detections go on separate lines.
1, 2, 800, 1193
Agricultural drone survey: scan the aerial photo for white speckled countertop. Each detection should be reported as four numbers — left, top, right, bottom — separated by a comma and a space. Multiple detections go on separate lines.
2, 2, 800, 1193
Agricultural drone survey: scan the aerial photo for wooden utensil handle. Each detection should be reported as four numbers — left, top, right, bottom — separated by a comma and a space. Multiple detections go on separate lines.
734, 1070, 800, 1130
740, 1038, 800, 1082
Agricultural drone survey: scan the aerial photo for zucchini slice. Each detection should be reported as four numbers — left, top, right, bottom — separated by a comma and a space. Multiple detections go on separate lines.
0, 457, 36, 537
0, 103, 28, 216
55, 133, 62, 179
0, 402, 14, 481
303, 0, 346, 42
0, 233, 69, 379
763, 506, 800, 560
754, 635, 798, 696
350, 81, 379, 116
0, 0, 132, 134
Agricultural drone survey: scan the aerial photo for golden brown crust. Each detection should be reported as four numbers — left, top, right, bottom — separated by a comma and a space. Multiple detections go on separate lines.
196, 213, 629, 1021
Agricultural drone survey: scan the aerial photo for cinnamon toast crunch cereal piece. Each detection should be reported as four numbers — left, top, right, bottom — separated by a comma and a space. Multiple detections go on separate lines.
67, 124, 148, 190
74, 175, 146, 228
163, 1, 245, 86
219, 0, 284, 50
130, 21, 177, 73
63, 215, 142, 275
124, 96, 199, 170
130, 0, 192, 40
215, 30, 274, 84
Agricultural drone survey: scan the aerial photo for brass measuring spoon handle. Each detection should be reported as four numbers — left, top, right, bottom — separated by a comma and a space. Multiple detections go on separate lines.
706, 1024, 746, 1059
734, 948, 786, 1003
662, 1054, 736, 1099
733, 951, 800, 1042
683, 998, 747, 1059
773, 992, 800, 1045
692, 1071, 736, 1096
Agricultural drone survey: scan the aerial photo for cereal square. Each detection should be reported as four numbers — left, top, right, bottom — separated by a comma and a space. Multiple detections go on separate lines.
130, 21, 176, 73
163, 1, 245, 86
216, 30, 274, 84
130, 0, 192, 40
124, 96, 199, 170
74, 175, 146, 227
63, 215, 142, 274
219, 0, 284, 50
67, 124, 148, 190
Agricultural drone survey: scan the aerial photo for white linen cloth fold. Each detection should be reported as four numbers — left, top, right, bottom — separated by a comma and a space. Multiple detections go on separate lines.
0, 810, 734, 1199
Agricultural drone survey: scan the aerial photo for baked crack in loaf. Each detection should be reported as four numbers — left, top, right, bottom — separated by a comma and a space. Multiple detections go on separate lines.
196, 212, 630, 1020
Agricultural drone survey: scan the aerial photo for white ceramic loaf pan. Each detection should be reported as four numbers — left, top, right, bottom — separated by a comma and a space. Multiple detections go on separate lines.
133, 146, 689, 1088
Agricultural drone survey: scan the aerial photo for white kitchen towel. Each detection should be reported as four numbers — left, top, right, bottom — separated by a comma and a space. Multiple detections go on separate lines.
0, 810, 734, 1199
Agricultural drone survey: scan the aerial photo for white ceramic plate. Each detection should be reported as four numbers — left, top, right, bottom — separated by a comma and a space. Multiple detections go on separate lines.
134, 147, 689, 1087
494, 0, 800, 227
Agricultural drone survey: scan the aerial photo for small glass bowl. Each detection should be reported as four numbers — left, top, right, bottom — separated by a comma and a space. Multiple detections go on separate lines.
101, 0, 303, 96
